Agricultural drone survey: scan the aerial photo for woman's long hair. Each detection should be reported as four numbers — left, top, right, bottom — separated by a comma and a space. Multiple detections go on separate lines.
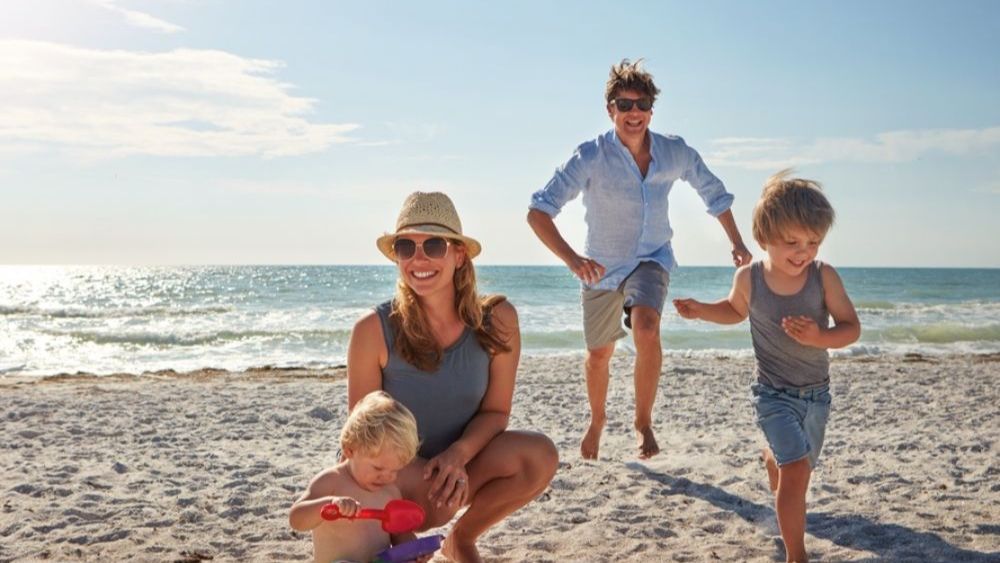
389, 247, 512, 372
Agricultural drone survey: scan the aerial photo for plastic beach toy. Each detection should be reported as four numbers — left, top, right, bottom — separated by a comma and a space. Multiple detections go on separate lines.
372, 534, 444, 563
320, 499, 426, 534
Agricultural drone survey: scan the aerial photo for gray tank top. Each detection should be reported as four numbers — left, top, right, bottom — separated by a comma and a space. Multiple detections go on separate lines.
375, 301, 490, 459
749, 261, 830, 389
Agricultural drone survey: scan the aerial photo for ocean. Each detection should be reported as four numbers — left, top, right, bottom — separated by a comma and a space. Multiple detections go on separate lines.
1, 265, 998, 376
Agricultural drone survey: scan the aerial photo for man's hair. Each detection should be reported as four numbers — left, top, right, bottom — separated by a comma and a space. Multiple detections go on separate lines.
605, 58, 660, 104
752, 169, 835, 246
340, 391, 419, 465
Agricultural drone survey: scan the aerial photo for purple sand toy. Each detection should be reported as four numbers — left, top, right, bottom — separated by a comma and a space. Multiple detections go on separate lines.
372, 534, 444, 563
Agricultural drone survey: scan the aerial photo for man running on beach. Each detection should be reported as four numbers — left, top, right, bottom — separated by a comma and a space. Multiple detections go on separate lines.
527, 59, 752, 460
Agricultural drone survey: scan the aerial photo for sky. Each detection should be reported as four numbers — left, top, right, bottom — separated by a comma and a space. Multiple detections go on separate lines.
1, 0, 998, 267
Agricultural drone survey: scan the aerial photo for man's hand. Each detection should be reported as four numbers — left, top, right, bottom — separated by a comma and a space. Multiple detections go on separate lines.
731, 242, 752, 267
567, 255, 606, 286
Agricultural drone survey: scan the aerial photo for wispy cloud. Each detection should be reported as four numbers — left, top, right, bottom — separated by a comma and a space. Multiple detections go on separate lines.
705, 127, 1000, 170
0, 40, 359, 159
89, 0, 184, 34
973, 177, 1000, 195
218, 179, 335, 198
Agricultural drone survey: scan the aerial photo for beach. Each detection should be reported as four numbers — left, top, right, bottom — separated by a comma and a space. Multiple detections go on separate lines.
1, 353, 997, 562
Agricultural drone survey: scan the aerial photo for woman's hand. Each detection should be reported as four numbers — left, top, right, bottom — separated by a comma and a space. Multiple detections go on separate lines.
423, 447, 470, 509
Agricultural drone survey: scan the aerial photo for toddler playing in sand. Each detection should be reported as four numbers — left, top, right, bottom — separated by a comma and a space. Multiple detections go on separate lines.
673, 170, 861, 563
289, 391, 422, 563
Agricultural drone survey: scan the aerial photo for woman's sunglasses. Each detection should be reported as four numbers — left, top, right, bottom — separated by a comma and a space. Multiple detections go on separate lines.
393, 237, 451, 260
610, 97, 653, 112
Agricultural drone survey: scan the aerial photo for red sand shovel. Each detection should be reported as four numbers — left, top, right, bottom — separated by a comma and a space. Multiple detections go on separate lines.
320, 499, 426, 534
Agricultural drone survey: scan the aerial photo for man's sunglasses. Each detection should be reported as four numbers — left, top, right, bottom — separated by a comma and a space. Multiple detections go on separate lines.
610, 97, 653, 112
393, 237, 452, 260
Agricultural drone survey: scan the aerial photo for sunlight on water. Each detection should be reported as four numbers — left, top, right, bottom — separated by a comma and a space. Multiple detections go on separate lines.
1, 265, 998, 376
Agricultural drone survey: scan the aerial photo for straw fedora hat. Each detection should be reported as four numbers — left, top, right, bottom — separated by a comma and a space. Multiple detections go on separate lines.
376, 191, 482, 261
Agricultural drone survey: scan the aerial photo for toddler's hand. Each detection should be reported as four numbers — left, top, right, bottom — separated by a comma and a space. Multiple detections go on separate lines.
782, 316, 821, 347
331, 496, 361, 518
672, 298, 702, 319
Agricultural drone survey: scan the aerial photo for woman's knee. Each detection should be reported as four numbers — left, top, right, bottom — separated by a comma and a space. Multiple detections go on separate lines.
520, 431, 559, 483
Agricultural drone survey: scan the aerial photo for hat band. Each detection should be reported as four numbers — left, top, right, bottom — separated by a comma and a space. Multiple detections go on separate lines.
396, 222, 460, 235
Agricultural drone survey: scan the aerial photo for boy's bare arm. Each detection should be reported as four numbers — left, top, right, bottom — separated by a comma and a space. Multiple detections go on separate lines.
673, 266, 751, 324
288, 470, 359, 531
782, 265, 861, 348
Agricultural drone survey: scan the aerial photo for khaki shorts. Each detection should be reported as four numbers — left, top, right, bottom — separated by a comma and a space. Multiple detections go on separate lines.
582, 261, 670, 349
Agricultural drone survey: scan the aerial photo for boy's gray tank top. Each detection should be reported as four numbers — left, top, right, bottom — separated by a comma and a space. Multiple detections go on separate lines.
749, 261, 830, 390
375, 301, 490, 459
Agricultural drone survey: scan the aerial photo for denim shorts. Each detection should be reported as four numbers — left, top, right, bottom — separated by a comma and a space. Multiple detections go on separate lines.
581, 261, 670, 349
751, 382, 832, 468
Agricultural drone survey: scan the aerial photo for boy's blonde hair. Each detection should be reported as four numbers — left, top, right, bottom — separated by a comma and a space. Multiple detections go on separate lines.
752, 169, 835, 246
340, 391, 419, 465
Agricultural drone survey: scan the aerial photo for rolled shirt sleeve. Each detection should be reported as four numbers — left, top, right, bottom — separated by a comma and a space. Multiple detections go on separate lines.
682, 142, 734, 217
529, 142, 596, 217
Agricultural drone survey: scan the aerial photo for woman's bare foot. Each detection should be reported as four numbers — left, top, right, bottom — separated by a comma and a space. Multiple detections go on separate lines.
442, 532, 483, 563
636, 426, 660, 459
580, 417, 605, 459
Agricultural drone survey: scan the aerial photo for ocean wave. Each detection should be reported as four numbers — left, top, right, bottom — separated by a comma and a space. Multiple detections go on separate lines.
42, 328, 353, 347
0, 304, 234, 319
856, 300, 1000, 316
871, 323, 1000, 344
854, 300, 897, 310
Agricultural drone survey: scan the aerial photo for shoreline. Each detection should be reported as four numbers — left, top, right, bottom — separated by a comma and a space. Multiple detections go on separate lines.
1, 354, 997, 561
4, 350, 999, 385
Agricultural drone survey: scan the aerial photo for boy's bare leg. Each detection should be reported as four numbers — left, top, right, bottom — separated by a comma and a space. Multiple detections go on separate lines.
582, 343, 614, 459
763, 447, 780, 492
630, 306, 662, 459
775, 457, 811, 563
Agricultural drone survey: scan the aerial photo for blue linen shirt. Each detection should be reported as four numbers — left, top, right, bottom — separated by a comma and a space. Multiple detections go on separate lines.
530, 129, 735, 290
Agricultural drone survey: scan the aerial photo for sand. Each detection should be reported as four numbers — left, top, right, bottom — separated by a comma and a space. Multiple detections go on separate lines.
1, 354, 998, 562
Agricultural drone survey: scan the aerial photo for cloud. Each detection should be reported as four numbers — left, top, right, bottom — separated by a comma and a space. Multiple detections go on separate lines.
705, 127, 1000, 170
89, 0, 184, 34
218, 179, 335, 198
0, 40, 359, 159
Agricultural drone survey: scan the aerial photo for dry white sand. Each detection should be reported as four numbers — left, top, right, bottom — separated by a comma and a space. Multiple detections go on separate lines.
1, 354, 998, 562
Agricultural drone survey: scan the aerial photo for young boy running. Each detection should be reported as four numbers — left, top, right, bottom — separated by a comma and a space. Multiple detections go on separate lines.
673, 170, 861, 563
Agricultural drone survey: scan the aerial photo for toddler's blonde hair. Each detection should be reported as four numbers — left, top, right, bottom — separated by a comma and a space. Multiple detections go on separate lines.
752, 169, 835, 246
340, 391, 419, 465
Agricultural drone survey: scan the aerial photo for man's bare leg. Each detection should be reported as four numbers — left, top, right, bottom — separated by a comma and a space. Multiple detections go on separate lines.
582, 343, 614, 459
630, 306, 662, 459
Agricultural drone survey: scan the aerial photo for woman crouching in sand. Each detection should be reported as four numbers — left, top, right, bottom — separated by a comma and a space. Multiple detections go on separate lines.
347, 191, 559, 563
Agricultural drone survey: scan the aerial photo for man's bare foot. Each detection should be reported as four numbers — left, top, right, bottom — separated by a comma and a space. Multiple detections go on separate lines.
636, 426, 660, 459
762, 447, 779, 492
442, 532, 483, 563
580, 418, 605, 459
